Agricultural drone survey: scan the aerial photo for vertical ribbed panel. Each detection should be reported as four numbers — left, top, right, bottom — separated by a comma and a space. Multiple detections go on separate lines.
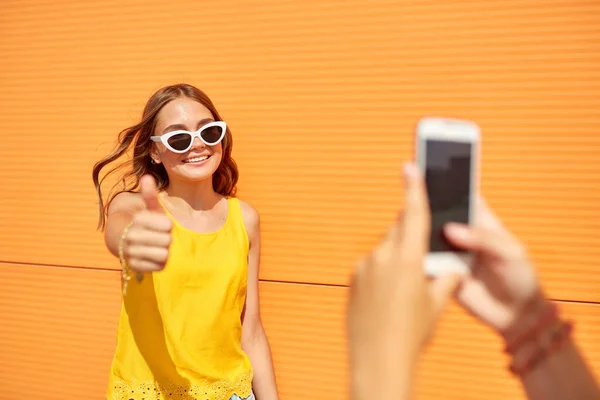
1, 1, 600, 399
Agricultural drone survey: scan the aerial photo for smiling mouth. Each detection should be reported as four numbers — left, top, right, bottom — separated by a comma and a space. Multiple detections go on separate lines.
183, 155, 210, 163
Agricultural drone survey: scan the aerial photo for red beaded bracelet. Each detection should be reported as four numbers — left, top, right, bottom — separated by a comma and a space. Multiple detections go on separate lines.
504, 302, 559, 355
509, 320, 574, 376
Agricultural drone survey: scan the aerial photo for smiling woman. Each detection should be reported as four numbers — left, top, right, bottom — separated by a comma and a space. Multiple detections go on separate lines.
92, 84, 279, 400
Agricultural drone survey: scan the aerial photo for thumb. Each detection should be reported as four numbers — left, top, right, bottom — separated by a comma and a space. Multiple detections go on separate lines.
443, 222, 518, 261
429, 274, 461, 321
140, 175, 162, 212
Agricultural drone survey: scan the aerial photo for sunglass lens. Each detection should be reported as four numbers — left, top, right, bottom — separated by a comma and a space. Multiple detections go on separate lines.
167, 133, 192, 151
201, 126, 223, 145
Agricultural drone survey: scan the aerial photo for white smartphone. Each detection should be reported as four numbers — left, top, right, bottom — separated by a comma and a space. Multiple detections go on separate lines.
415, 117, 480, 276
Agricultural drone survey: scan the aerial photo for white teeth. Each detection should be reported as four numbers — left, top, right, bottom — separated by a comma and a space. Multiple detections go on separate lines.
185, 156, 209, 163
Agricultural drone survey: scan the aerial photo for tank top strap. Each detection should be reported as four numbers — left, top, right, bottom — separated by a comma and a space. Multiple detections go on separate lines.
156, 195, 173, 219
226, 197, 250, 249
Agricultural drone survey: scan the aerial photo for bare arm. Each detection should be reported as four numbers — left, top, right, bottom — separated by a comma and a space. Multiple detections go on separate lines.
521, 339, 599, 400
103, 191, 145, 257
504, 299, 600, 400
240, 201, 279, 400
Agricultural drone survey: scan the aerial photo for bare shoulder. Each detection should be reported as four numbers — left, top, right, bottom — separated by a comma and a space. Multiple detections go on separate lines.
107, 191, 145, 215
238, 199, 260, 236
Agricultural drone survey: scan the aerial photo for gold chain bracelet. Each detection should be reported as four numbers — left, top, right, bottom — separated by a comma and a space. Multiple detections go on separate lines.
118, 221, 143, 295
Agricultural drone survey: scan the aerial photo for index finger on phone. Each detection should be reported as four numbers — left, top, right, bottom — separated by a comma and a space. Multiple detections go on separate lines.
399, 162, 430, 254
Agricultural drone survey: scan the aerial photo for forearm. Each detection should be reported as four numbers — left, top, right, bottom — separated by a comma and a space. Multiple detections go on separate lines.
519, 338, 600, 400
352, 356, 415, 400
104, 211, 134, 257
504, 298, 600, 400
351, 334, 418, 400
243, 328, 279, 400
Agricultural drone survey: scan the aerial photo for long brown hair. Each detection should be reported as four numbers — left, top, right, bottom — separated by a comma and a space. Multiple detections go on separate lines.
92, 83, 239, 230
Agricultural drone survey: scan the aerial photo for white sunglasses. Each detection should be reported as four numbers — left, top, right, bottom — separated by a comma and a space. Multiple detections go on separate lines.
150, 121, 226, 153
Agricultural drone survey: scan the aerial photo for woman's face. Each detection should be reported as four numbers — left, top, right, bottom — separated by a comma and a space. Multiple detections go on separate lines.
151, 97, 223, 183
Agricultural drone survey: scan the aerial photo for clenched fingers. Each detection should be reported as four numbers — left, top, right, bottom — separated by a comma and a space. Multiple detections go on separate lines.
126, 227, 172, 248
127, 257, 166, 272
444, 222, 525, 262
125, 245, 170, 265
132, 210, 173, 232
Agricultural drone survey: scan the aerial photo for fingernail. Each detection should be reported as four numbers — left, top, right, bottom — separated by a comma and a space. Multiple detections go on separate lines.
445, 223, 470, 240
404, 162, 417, 178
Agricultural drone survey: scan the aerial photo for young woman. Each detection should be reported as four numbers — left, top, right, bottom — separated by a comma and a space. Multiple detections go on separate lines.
93, 83, 279, 400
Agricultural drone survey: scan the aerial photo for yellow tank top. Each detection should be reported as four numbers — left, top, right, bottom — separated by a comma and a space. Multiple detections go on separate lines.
106, 197, 253, 400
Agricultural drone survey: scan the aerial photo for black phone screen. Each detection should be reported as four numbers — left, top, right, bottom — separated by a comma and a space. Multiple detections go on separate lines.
425, 139, 472, 252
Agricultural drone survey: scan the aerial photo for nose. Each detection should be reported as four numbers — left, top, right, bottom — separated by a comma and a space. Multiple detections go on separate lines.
190, 136, 206, 150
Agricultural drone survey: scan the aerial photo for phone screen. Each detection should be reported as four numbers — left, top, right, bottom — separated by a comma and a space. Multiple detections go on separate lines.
425, 139, 472, 252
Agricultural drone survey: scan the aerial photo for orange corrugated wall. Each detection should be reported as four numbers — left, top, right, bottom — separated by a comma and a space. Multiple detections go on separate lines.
1, 1, 599, 399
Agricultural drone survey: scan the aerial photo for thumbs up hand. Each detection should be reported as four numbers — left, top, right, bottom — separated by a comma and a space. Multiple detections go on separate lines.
121, 175, 173, 273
